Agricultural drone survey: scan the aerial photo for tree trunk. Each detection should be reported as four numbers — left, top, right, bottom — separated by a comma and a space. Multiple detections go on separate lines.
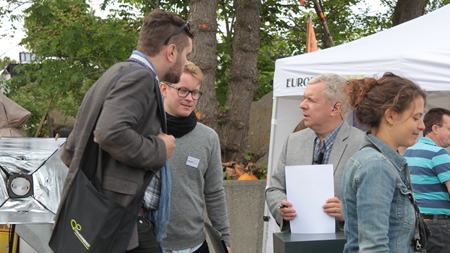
392, 0, 426, 26
188, 0, 220, 132
220, 0, 261, 162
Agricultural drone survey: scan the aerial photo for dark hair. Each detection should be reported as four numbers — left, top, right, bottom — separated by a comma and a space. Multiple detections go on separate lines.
137, 9, 193, 56
423, 107, 450, 136
342, 72, 426, 129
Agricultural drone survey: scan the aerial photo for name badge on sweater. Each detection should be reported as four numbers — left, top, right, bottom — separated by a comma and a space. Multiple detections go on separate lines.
186, 156, 200, 168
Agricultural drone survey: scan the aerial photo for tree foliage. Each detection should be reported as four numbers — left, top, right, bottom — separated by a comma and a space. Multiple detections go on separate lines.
1, 0, 449, 150
0, 57, 16, 69
4, 0, 141, 135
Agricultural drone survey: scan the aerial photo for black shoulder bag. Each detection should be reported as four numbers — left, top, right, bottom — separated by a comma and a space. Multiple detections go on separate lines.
49, 66, 159, 253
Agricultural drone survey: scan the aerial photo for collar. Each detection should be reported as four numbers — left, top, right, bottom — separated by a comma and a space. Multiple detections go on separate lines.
365, 133, 407, 171
418, 137, 438, 146
314, 120, 344, 150
130, 50, 158, 81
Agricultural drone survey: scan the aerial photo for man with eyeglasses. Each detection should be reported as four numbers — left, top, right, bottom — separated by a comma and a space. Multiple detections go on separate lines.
159, 62, 232, 253
404, 108, 450, 253
265, 73, 364, 233
55, 8, 193, 253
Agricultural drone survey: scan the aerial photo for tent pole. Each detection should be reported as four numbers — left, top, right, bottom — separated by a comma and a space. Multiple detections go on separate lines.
262, 95, 280, 253
313, 0, 335, 47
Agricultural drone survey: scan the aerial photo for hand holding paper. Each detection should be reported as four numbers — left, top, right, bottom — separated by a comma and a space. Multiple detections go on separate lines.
322, 197, 344, 221
279, 200, 296, 221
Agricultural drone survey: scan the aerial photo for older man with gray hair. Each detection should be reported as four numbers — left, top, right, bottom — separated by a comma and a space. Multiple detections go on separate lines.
265, 73, 365, 232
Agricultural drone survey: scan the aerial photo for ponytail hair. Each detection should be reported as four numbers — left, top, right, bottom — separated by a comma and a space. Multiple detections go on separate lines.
342, 72, 426, 129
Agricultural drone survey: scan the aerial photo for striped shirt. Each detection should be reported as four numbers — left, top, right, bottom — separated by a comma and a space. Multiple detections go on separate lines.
313, 121, 343, 165
404, 137, 450, 215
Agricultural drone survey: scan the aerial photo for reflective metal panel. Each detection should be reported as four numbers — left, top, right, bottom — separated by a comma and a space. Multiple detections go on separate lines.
0, 138, 67, 224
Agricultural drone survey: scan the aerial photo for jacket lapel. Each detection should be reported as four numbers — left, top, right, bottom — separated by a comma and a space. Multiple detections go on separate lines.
300, 128, 316, 165
328, 121, 349, 174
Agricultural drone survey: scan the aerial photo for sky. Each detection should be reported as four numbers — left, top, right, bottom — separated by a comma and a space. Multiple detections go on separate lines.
0, 1, 387, 62
0, 0, 116, 61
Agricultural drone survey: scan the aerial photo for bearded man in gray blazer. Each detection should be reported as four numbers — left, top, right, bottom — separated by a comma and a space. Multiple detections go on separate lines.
55, 9, 193, 253
265, 73, 365, 232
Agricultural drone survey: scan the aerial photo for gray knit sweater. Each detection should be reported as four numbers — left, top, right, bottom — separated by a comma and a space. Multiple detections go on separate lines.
162, 123, 231, 250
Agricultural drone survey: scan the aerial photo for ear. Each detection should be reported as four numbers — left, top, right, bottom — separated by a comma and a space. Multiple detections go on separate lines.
431, 124, 439, 134
160, 82, 168, 97
333, 103, 341, 113
165, 44, 177, 63
384, 108, 397, 125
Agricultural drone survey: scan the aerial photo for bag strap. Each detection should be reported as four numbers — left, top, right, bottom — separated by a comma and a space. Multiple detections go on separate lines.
402, 172, 426, 251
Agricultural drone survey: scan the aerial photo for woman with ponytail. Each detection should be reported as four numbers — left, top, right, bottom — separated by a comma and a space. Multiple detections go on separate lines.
340, 73, 427, 252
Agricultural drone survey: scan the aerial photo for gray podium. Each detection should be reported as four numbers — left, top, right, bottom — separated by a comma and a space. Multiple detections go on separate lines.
273, 232, 346, 253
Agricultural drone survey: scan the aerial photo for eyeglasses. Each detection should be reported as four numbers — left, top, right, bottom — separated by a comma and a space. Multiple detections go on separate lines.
165, 83, 202, 100
163, 22, 191, 46
315, 152, 324, 164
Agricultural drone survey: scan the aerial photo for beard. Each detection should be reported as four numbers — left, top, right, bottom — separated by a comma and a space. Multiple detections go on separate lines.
162, 56, 183, 84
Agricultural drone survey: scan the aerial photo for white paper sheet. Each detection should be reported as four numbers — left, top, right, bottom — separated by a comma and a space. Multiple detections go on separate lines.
285, 164, 335, 233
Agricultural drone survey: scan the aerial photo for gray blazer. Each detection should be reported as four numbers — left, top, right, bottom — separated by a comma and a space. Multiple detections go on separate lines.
265, 121, 364, 231
57, 61, 166, 250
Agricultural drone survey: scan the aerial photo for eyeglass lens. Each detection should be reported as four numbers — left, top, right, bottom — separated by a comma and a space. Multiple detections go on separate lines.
166, 83, 202, 100
178, 88, 201, 99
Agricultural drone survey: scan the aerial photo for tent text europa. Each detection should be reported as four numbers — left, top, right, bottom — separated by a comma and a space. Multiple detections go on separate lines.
286, 77, 314, 88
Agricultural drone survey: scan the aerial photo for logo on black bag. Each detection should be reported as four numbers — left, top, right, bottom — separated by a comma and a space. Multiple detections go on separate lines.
71, 219, 91, 250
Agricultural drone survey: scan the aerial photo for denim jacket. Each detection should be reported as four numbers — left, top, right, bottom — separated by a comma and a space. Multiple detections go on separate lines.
341, 134, 415, 253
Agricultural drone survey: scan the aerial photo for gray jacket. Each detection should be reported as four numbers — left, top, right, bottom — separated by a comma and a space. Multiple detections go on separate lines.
265, 121, 364, 231
58, 61, 166, 250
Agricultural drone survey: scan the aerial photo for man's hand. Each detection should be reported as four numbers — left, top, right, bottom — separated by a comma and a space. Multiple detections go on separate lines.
323, 197, 344, 221
279, 200, 296, 221
157, 132, 176, 158
226, 246, 232, 253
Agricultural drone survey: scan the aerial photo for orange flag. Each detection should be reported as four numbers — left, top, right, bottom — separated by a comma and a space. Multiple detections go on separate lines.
306, 16, 318, 53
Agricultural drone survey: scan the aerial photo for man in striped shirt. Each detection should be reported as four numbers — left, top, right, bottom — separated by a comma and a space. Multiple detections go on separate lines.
404, 107, 450, 253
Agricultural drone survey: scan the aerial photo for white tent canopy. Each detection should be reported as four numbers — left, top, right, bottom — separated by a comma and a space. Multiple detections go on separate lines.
274, 5, 450, 98
264, 5, 450, 253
